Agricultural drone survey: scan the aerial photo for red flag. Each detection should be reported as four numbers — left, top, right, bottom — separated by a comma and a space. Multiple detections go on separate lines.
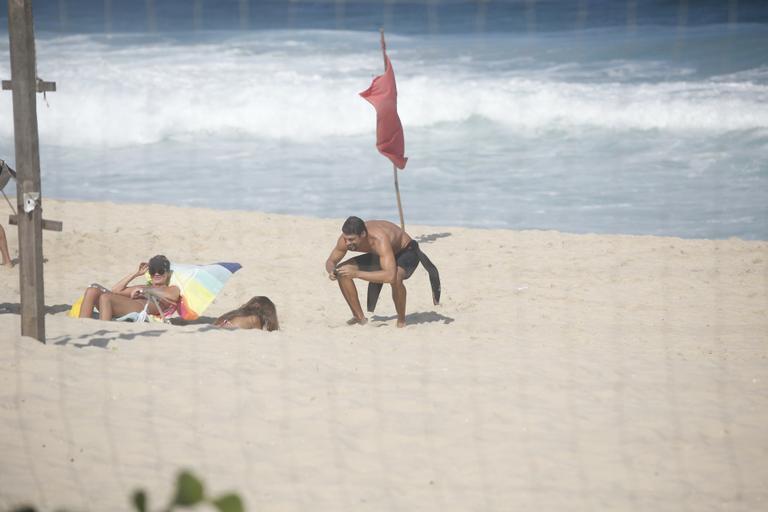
360, 54, 408, 170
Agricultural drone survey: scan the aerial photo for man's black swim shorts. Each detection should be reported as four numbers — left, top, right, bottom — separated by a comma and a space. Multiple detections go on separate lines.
340, 240, 420, 279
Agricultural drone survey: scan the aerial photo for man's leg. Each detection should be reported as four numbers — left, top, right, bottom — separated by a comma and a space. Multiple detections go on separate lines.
0, 225, 12, 267
391, 267, 407, 328
337, 263, 367, 324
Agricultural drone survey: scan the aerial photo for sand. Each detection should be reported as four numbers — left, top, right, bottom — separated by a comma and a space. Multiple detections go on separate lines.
1, 199, 767, 511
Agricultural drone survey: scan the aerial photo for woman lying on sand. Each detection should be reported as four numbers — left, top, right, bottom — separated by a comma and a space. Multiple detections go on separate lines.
79, 254, 181, 321
213, 296, 279, 331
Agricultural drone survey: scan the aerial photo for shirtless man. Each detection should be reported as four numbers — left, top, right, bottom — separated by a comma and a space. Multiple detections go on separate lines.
325, 216, 423, 328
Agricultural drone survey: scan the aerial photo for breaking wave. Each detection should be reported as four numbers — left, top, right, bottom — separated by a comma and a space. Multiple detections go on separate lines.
0, 31, 766, 148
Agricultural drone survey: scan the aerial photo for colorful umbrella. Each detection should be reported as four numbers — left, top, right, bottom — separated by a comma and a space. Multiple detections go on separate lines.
168, 262, 241, 320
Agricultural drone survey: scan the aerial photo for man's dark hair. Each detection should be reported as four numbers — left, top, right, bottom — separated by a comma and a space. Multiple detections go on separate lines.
342, 216, 366, 235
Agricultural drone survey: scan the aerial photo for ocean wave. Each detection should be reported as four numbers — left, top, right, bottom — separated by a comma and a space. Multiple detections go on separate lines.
0, 33, 766, 147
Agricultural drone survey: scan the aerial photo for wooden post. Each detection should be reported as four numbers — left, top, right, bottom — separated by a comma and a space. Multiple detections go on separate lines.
7, 0, 47, 342
379, 28, 406, 231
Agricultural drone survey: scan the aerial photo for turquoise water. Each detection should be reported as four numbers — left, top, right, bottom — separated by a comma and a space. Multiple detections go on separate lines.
0, 1, 766, 239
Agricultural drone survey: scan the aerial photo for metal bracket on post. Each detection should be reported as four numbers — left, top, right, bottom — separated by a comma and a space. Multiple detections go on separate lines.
22, 191, 39, 213
2, 161, 62, 231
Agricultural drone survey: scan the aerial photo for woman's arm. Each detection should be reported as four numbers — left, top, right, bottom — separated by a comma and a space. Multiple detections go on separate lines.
111, 262, 149, 296
132, 285, 181, 305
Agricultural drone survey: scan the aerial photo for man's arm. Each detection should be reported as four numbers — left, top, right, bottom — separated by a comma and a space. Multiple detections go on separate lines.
339, 239, 397, 284
325, 236, 347, 280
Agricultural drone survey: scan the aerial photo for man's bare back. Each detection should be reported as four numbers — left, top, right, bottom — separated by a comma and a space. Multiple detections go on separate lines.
347, 220, 412, 256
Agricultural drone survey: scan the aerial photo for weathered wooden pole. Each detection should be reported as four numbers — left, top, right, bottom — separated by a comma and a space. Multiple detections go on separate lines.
6, 0, 48, 342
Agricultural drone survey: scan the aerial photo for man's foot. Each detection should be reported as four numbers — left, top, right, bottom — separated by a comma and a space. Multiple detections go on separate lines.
347, 316, 368, 326
1, 260, 13, 269
396, 318, 406, 328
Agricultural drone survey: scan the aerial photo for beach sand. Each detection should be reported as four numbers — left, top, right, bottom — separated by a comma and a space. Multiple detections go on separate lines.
1, 199, 767, 511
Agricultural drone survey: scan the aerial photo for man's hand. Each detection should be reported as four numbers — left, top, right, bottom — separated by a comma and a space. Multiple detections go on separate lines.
328, 271, 337, 281
335, 266, 358, 279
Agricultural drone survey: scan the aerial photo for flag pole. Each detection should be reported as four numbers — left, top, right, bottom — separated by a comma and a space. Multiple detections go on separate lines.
393, 160, 405, 231
380, 28, 405, 231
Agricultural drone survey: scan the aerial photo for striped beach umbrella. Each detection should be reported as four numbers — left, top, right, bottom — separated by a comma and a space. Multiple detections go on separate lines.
169, 262, 242, 320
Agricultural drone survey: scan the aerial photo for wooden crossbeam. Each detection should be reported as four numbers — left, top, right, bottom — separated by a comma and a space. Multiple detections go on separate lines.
9, 214, 63, 232
2, 79, 56, 92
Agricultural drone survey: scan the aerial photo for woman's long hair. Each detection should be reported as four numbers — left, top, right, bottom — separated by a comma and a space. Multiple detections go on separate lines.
215, 296, 279, 331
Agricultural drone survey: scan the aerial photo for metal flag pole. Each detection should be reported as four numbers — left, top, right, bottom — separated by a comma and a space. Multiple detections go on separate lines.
379, 28, 405, 231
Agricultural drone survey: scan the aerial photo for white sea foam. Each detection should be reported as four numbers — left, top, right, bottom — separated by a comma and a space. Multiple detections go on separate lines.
1, 32, 766, 148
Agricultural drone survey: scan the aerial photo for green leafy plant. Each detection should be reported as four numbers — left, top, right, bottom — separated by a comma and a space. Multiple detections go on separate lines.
132, 469, 244, 512
10, 469, 245, 512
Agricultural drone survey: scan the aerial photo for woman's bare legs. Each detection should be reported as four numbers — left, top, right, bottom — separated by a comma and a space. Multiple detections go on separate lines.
79, 286, 105, 318
98, 292, 147, 321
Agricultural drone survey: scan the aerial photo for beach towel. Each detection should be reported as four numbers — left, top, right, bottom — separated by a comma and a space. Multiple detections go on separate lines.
67, 296, 84, 318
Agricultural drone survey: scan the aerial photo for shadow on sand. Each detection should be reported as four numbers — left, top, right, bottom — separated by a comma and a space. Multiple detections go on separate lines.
170, 316, 217, 326
50, 328, 167, 348
413, 232, 452, 244
1, 302, 72, 315
371, 311, 454, 326
2, 302, 171, 348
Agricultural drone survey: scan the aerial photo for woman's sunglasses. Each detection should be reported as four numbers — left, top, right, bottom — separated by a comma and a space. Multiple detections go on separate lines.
149, 268, 166, 276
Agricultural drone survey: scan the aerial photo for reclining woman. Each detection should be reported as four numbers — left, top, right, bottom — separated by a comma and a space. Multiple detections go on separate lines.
79, 254, 181, 321
213, 296, 279, 331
